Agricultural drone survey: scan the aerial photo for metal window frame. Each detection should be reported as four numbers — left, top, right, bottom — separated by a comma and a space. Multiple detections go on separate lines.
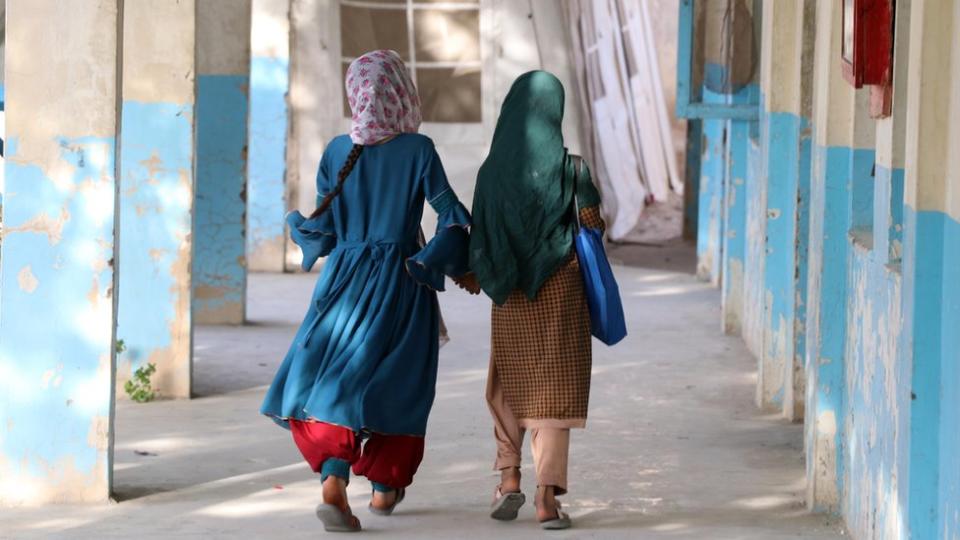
675, 0, 759, 121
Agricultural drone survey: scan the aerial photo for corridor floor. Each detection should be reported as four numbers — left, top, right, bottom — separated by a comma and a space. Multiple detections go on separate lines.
2, 251, 845, 539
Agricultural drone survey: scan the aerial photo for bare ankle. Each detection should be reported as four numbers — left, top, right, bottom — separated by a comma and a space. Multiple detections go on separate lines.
370, 489, 397, 509
322, 476, 349, 510
499, 467, 521, 493
535, 486, 559, 519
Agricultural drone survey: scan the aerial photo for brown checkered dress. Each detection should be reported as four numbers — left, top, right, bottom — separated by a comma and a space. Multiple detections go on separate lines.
488, 206, 605, 427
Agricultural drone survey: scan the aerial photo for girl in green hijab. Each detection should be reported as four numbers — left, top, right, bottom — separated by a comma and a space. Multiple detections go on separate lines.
469, 71, 604, 530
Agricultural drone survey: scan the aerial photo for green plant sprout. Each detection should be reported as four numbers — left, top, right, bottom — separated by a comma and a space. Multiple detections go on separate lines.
124, 363, 157, 403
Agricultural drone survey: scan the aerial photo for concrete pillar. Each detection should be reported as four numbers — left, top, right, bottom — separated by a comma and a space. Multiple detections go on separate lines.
848, 92, 876, 240
756, 0, 810, 417
719, 0, 761, 336
247, 0, 290, 272
117, 0, 196, 400
696, 1, 730, 285
805, 0, 855, 513
789, 0, 817, 423
902, 0, 958, 536
0, 0, 120, 504
873, 0, 910, 266
194, 0, 252, 323
719, 82, 757, 335
286, 0, 336, 271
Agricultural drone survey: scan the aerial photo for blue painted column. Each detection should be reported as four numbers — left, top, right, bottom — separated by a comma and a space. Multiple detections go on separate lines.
721, 84, 759, 334
806, 142, 853, 511
697, 81, 727, 285
247, 0, 290, 272
194, 0, 253, 324
116, 1, 196, 399
0, 0, 120, 504
902, 207, 949, 539
755, 0, 812, 416
802, 2, 856, 512
901, 1, 958, 535
759, 109, 801, 411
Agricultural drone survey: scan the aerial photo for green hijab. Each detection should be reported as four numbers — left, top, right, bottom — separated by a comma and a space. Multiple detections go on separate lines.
470, 71, 600, 305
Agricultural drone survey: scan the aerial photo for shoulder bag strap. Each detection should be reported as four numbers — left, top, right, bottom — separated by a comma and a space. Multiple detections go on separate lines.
571, 155, 583, 230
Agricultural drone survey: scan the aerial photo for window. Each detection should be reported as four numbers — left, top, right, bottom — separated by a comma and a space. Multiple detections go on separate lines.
339, 0, 482, 123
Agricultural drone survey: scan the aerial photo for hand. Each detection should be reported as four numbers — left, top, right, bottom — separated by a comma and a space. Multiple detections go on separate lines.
453, 273, 481, 295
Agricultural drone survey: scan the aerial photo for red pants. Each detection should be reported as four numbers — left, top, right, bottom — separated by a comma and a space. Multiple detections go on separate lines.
290, 420, 424, 490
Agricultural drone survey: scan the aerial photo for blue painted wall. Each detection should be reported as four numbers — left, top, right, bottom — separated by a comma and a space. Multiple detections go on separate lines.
117, 101, 194, 398
850, 150, 876, 237
0, 136, 116, 502
246, 55, 289, 270
194, 74, 249, 324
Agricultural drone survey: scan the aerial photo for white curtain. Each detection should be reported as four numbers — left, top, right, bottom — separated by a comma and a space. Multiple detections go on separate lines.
564, 0, 679, 241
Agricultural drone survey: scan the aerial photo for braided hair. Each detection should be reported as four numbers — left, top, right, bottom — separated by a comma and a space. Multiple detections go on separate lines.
310, 144, 364, 219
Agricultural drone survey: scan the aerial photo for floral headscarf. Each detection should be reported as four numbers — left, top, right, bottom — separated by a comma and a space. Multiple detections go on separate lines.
345, 50, 422, 145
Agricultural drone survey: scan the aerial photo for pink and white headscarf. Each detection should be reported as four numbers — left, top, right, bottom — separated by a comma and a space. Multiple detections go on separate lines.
345, 50, 422, 145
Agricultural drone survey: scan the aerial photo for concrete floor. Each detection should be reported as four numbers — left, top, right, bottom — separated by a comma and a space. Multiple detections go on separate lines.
2, 248, 845, 539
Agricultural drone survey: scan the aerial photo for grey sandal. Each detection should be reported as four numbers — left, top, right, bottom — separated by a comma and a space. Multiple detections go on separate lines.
490, 486, 526, 521
540, 506, 572, 530
316, 503, 362, 532
368, 488, 405, 516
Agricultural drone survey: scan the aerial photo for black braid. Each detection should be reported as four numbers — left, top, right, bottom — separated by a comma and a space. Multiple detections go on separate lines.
310, 144, 364, 219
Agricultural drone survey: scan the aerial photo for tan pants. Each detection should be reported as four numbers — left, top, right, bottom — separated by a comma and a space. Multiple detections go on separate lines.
486, 361, 570, 495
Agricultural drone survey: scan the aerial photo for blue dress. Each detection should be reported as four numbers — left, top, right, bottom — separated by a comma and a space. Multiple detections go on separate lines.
260, 134, 471, 436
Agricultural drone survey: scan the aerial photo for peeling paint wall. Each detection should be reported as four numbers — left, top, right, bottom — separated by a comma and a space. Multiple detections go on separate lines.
116, 0, 195, 400
193, 0, 252, 323
843, 243, 907, 538
247, 0, 290, 272
0, 0, 119, 505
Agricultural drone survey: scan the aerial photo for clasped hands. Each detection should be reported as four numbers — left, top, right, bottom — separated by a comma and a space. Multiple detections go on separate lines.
453, 272, 481, 295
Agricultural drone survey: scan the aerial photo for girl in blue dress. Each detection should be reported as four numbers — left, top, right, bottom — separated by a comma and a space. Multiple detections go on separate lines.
260, 50, 477, 532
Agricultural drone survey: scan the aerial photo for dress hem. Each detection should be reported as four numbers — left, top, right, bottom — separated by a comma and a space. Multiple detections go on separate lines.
516, 418, 586, 429
261, 412, 427, 438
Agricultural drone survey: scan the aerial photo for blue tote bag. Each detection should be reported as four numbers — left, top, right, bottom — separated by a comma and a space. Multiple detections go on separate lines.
572, 159, 627, 346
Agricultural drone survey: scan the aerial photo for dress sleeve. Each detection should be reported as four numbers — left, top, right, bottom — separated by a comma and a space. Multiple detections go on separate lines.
288, 153, 337, 272
405, 146, 472, 291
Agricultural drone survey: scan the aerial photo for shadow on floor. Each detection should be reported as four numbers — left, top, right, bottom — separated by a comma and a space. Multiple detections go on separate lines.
607, 236, 697, 274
